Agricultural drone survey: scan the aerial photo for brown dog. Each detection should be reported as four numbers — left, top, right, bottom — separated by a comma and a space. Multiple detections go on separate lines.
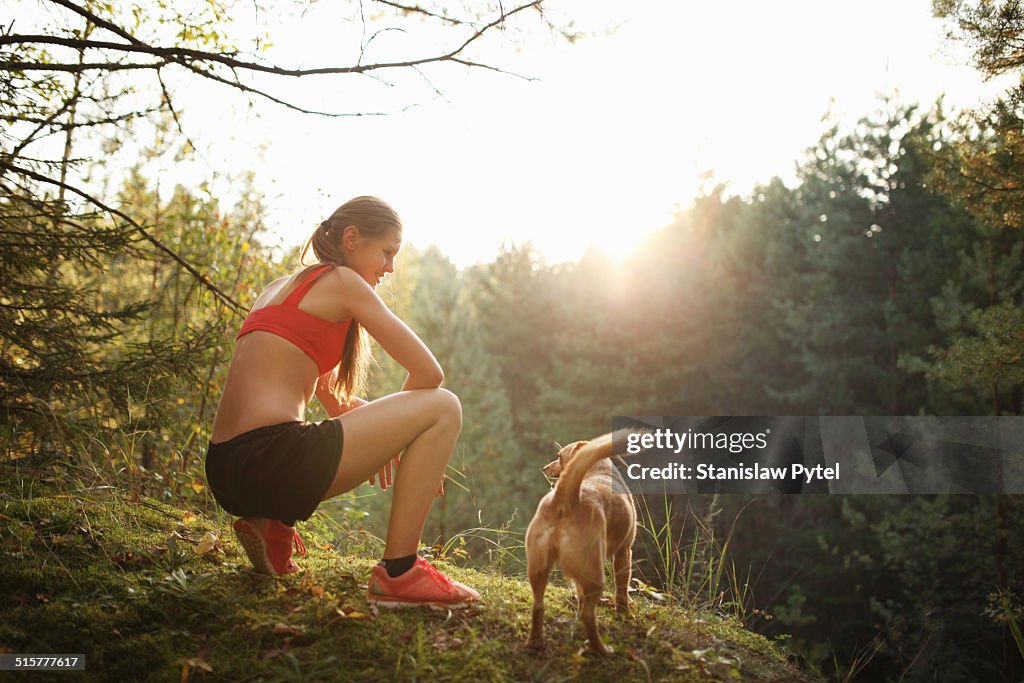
525, 432, 637, 655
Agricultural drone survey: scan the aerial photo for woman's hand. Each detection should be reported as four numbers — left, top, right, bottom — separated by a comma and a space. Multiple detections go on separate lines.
368, 454, 446, 498
368, 454, 401, 490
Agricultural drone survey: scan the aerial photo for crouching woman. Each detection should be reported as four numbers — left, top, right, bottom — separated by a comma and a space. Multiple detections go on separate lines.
205, 196, 477, 608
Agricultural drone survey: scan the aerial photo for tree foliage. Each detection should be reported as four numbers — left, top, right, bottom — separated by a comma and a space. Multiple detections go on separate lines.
930, 0, 1024, 415
933, 0, 1024, 230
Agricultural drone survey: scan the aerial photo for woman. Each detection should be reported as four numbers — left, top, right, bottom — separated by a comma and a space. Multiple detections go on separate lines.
205, 196, 478, 608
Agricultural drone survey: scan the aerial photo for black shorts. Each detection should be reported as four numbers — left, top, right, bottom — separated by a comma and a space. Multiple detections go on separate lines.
204, 419, 343, 526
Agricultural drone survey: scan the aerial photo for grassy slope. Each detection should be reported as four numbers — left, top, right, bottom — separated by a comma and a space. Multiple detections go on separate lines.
0, 464, 818, 683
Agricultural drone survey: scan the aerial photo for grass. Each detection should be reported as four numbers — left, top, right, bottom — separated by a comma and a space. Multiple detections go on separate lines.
0, 460, 818, 682
635, 494, 757, 622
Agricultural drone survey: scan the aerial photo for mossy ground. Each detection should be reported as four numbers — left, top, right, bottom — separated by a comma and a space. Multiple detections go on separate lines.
0, 463, 818, 682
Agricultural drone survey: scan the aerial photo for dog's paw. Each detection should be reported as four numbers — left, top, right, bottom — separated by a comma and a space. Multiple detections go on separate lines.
525, 637, 545, 652
582, 642, 614, 657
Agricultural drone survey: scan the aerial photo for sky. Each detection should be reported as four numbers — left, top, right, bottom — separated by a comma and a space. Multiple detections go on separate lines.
156, 1, 1015, 268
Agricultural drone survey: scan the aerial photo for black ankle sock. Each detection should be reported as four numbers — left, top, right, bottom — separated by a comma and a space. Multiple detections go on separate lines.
382, 554, 417, 578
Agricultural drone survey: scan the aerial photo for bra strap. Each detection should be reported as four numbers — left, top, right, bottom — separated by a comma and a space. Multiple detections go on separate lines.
282, 264, 334, 307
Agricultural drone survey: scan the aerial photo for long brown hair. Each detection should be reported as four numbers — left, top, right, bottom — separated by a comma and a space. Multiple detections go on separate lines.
298, 196, 402, 404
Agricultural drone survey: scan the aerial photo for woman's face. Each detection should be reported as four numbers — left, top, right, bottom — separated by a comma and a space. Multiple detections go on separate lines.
344, 228, 401, 288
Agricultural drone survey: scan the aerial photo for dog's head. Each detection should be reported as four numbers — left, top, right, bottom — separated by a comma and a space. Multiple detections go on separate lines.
542, 439, 617, 481
542, 440, 586, 479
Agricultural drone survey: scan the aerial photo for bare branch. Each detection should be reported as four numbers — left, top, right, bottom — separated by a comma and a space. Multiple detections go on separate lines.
1, 59, 170, 73
446, 0, 543, 61
156, 71, 202, 161
448, 56, 538, 81
44, 0, 145, 46
171, 60, 405, 118
10, 95, 75, 159
3, 0, 544, 79
3, 107, 157, 130
373, 0, 469, 27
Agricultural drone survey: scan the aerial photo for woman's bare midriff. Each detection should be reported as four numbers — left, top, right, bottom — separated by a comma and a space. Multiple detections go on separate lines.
210, 332, 322, 443
210, 271, 339, 444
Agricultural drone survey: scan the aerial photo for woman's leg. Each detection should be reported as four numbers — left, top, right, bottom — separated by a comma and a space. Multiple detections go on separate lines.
322, 388, 462, 558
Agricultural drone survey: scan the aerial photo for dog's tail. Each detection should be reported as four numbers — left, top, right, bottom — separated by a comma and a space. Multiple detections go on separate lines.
552, 430, 629, 514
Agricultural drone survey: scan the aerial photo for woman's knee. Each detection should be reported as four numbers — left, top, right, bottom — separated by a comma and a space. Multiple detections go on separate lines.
429, 388, 462, 428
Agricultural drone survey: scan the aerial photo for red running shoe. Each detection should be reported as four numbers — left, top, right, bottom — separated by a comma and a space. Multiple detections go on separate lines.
367, 557, 480, 608
232, 517, 306, 575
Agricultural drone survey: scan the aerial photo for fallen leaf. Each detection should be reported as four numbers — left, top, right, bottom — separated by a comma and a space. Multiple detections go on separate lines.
336, 607, 371, 621
300, 576, 326, 599
433, 628, 454, 650
49, 533, 76, 546
186, 658, 212, 673
196, 532, 218, 555
181, 512, 198, 525
273, 624, 305, 639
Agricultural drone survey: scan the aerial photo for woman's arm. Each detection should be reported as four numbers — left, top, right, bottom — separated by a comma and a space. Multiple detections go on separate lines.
314, 373, 368, 418
333, 267, 444, 389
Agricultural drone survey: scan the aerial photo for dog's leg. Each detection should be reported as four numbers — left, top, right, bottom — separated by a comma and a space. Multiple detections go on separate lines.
580, 583, 611, 655
526, 556, 554, 651
613, 545, 632, 614
568, 552, 611, 654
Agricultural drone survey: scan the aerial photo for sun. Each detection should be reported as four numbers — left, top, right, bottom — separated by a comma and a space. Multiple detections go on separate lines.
587, 226, 654, 269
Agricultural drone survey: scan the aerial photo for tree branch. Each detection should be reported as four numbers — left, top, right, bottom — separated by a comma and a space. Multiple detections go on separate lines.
0, 161, 246, 315
10, 94, 76, 159
45, 0, 145, 46
3, 107, 157, 131
5, 0, 544, 79
373, 0, 469, 27
1, 59, 170, 73
169, 60, 409, 118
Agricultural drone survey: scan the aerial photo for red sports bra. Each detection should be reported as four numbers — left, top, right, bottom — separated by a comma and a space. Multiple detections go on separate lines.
237, 264, 352, 375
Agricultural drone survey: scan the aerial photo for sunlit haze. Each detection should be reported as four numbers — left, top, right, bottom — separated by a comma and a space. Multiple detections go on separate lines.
160, 1, 1013, 268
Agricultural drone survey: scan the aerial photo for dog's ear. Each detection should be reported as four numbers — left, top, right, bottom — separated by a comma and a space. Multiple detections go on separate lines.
545, 441, 587, 479
558, 441, 587, 462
